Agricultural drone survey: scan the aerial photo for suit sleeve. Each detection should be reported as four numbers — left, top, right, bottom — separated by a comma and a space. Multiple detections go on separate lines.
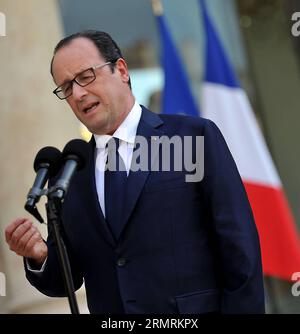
201, 119, 265, 313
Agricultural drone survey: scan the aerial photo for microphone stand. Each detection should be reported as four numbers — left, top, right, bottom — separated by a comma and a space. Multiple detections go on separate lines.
46, 188, 80, 314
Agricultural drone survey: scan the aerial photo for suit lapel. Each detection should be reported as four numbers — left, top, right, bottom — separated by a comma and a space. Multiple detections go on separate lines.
120, 107, 164, 236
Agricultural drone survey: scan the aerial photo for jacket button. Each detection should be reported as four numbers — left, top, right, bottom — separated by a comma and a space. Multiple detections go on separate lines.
117, 258, 127, 267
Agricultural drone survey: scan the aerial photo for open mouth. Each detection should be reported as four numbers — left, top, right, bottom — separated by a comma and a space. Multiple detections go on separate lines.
83, 102, 100, 114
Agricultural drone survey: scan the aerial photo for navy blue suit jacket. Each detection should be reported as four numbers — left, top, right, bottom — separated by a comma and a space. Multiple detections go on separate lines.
25, 106, 265, 314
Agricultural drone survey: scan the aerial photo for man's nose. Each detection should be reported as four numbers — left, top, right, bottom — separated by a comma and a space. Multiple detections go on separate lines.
72, 82, 88, 100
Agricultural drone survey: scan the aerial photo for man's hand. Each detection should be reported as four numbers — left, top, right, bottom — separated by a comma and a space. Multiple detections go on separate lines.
5, 218, 48, 267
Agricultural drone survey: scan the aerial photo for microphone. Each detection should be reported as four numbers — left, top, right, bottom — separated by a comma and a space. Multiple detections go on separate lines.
25, 146, 62, 222
52, 139, 90, 199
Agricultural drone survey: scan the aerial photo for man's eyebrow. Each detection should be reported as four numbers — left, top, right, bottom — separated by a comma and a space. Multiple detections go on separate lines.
57, 66, 89, 86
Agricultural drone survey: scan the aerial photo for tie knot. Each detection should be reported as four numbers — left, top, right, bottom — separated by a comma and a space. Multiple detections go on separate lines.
105, 137, 126, 173
106, 137, 120, 152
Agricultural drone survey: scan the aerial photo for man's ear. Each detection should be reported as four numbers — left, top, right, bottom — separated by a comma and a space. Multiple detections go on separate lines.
115, 58, 130, 84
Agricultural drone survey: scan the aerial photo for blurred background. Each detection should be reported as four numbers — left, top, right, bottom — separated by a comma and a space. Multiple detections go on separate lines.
0, 0, 300, 313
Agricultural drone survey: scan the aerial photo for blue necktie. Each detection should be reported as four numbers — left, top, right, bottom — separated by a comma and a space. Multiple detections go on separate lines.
104, 137, 127, 239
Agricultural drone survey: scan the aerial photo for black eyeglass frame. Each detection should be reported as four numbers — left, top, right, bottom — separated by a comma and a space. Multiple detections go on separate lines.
53, 61, 116, 100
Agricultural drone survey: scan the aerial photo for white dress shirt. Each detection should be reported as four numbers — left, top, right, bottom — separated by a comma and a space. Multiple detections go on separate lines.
94, 101, 142, 218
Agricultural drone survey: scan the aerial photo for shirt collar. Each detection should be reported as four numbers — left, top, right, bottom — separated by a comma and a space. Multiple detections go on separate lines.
94, 101, 142, 149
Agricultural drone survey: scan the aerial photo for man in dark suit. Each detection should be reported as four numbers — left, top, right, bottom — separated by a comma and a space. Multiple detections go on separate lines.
5, 30, 265, 314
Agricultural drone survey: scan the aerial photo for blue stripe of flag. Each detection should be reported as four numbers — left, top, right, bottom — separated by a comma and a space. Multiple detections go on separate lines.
199, 0, 240, 88
155, 14, 200, 116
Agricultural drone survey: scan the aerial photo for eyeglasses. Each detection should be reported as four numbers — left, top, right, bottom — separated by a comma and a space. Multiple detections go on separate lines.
53, 61, 112, 100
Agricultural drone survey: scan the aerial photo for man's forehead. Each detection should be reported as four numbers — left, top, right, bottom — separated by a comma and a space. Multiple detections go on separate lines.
52, 37, 104, 82
54, 37, 103, 63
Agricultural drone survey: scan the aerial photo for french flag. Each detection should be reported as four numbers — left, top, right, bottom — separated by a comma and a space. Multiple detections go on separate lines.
200, 0, 300, 280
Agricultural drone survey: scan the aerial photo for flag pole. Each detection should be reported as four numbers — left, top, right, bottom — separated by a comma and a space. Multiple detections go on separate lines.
151, 0, 163, 16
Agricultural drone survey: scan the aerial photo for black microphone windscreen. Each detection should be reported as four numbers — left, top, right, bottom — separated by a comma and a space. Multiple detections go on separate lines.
33, 146, 62, 176
62, 139, 91, 170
